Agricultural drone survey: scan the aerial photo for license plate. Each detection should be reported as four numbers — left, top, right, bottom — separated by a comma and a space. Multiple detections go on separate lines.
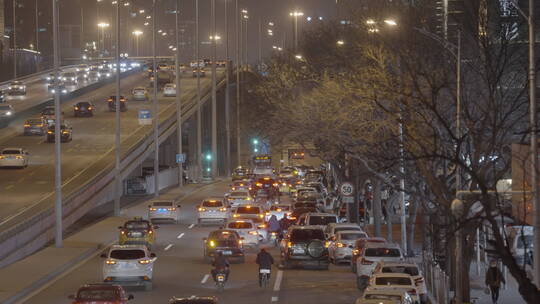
129, 232, 142, 237
293, 248, 304, 254
222, 250, 232, 255
157, 209, 167, 213
259, 269, 271, 274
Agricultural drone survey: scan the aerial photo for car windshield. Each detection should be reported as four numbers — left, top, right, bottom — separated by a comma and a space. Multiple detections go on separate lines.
270, 205, 290, 211
77, 289, 119, 300
517, 235, 533, 249
77, 102, 91, 107
0, 106, 12, 110
236, 207, 260, 214
335, 227, 362, 234
109, 249, 146, 260
308, 216, 337, 225
365, 248, 402, 257
202, 200, 223, 207
340, 233, 366, 240
364, 294, 402, 300
228, 222, 253, 229
382, 266, 420, 276
27, 119, 42, 124
290, 229, 325, 241
375, 277, 412, 286
209, 231, 238, 239
152, 202, 172, 207
230, 192, 248, 197
124, 221, 149, 229
2, 150, 21, 154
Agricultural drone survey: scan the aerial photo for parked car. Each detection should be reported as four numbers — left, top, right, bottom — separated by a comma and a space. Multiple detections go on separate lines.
281, 225, 329, 270
7, 81, 26, 95
203, 229, 245, 263
355, 289, 414, 304
46, 123, 72, 142
351, 237, 387, 273
328, 230, 369, 264
373, 261, 427, 303
148, 199, 181, 223
0, 148, 29, 168
101, 244, 156, 291
68, 284, 134, 304
74, 101, 95, 117
197, 198, 229, 225
0, 104, 15, 118
356, 242, 404, 289
24, 118, 47, 135
365, 273, 420, 303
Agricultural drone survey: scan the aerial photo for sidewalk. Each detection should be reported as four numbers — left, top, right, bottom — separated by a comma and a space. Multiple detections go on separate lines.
0, 181, 218, 304
469, 261, 526, 304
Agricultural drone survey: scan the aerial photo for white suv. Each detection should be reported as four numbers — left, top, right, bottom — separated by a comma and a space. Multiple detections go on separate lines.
101, 245, 157, 291
197, 198, 229, 225
365, 273, 420, 303
373, 261, 427, 303
355, 243, 404, 289
225, 219, 260, 246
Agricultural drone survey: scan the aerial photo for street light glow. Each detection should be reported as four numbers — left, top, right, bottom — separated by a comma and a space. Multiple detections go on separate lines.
268, 22, 274, 26
97, 22, 110, 28
384, 19, 397, 26
132, 30, 143, 36
337, 40, 345, 46
290, 11, 304, 17
209, 35, 222, 40
295, 54, 303, 60
366, 19, 376, 25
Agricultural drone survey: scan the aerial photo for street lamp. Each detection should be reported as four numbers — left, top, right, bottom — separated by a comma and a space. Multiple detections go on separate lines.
337, 40, 345, 46
295, 54, 303, 60
97, 22, 110, 54
289, 10, 304, 51
384, 19, 397, 26
132, 30, 142, 56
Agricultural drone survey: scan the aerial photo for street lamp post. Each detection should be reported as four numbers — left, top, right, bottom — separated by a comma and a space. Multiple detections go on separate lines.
196, 0, 202, 181
52, 0, 62, 248
113, 0, 121, 217
12, 0, 17, 78
289, 11, 304, 52
175, 0, 183, 187
211, 0, 217, 178
132, 30, 142, 56
98, 22, 110, 55
235, 1, 241, 167
152, 0, 159, 197
225, 0, 231, 176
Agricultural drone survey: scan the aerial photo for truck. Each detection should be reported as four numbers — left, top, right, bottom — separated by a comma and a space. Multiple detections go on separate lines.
150, 70, 173, 89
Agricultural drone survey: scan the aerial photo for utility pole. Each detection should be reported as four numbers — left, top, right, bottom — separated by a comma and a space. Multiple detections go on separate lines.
52, 0, 62, 248
196, 0, 202, 181
175, 0, 183, 187
12, 0, 17, 78
258, 17, 262, 68
235, 0, 241, 167
211, 0, 218, 178
35, 0, 39, 53
225, 0, 231, 176
152, 0, 159, 196
455, 30, 463, 304
114, 0, 121, 216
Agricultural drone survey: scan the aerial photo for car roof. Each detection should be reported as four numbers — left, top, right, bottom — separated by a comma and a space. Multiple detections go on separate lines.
110, 244, 148, 250
363, 289, 408, 296
170, 296, 217, 303
337, 230, 366, 235
372, 272, 414, 279
290, 225, 324, 231
304, 212, 337, 217
364, 242, 401, 249
203, 197, 223, 201
377, 261, 419, 268
79, 283, 123, 290
328, 223, 361, 228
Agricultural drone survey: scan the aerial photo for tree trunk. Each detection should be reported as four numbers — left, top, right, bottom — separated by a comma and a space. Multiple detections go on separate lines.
372, 178, 382, 237
406, 197, 419, 256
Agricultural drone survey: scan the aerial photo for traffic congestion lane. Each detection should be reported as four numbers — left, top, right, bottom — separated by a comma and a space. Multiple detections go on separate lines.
25, 182, 360, 304
0, 71, 217, 220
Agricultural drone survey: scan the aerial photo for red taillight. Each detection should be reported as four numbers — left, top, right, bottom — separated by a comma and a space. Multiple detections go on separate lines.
361, 258, 373, 265
415, 277, 424, 285
408, 289, 417, 295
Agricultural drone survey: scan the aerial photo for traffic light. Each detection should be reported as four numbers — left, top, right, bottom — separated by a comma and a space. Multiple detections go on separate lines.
252, 139, 259, 145
205, 153, 212, 161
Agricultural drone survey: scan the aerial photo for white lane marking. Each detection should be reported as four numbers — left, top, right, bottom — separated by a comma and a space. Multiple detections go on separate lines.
164, 244, 173, 251
188, 224, 195, 229
177, 232, 185, 239
273, 270, 283, 292
201, 274, 210, 284
271, 297, 279, 302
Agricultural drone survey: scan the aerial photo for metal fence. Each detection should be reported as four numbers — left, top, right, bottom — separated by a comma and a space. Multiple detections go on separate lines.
423, 251, 451, 304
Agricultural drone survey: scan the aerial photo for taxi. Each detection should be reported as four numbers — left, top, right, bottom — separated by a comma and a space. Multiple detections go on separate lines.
231, 205, 265, 221
232, 166, 249, 180
265, 204, 292, 221
197, 198, 229, 225
224, 219, 260, 246
230, 180, 251, 192
118, 217, 157, 248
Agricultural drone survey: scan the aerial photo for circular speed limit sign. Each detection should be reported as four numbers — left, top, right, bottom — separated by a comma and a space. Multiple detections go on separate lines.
340, 182, 354, 196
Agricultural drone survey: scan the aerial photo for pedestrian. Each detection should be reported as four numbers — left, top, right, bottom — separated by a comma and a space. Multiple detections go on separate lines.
268, 215, 280, 233
485, 260, 505, 303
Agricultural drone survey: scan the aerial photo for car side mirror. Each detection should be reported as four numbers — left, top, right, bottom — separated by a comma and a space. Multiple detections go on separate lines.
68, 295, 75, 299
118, 226, 123, 229
128, 294, 135, 300
100, 253, 107, 258
150, 253, 156, 258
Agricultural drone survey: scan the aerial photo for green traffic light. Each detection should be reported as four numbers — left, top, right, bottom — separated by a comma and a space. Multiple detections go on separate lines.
206, 154, 212, 161
253, 139, 259, 145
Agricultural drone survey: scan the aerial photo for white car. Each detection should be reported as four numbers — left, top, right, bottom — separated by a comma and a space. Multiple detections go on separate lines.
101, 245, 156, 291
265, 204, 292, 221
373, 261, 427, 303
238, 216, 268, 241
328, 230, 368, 264
0, 105, 15, 118
225, 219, 260, 246
365, 273, 420, 303
163, 83, 176, 97
7, 81, 26, 95
232, 205, 265, 221
132, 87, 148, 101
325, 223, 364, 239
356, 243, 404, 289
0, 148, 29, 168
356, 289, 415, 304
148, 200, 180, 223
227, 190, 253, 207
197, 198, 229, 225
296, 212, 338, 227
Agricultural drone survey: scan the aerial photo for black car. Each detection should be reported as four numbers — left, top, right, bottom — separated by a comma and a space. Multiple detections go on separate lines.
252, 177, 279, 198
169, 296, 218, 304
281, 226, 329, 270
203, 229, 245, 263
47, 124, 72, 143
107, 96, 127, 112
74, 101, 95, 117
24, 118, 47, 135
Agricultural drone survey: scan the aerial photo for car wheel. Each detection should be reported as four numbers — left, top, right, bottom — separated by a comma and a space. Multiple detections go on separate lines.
356, 276, 367, 290
144, 281, 153, 291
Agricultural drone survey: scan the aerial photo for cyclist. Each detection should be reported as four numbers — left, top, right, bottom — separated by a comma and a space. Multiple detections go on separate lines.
255, 248, 274, 287
211, 251, 230, 282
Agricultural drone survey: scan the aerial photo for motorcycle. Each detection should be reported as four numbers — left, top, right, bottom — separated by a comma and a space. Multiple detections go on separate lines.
214, 269, 228, 292
270, 231, 279, 247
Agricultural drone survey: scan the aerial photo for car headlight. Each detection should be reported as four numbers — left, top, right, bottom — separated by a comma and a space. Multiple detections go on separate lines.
8, 86, 12, 90
6, 111, 12, 116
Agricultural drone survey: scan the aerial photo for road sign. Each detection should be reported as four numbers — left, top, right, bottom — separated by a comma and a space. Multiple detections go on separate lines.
342, 196, 355, 204
176, 153, 186, 164
340, 182, 355, 197
138, 109, 152, 125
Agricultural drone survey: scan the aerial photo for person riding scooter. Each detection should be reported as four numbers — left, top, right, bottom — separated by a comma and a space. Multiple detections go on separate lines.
211, 251, 230, 282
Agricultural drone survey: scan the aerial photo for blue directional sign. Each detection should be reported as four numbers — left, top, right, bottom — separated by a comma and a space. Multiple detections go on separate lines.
138, 109, 152, 125
176, 153, 186, 164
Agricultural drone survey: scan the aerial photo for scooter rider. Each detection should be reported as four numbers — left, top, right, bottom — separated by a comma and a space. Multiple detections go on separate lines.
255, 248, 274, 287
212, 251, 230, 282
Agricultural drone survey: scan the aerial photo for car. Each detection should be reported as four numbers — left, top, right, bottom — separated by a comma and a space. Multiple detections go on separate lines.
47, 123, 72, 142
0, 148, 29, 168
192, 68, 205, 77
237, 216, 268, 241
76, 64, 90, 72
24, 118, 47, 135
296, 212, 338, 227
328, 230, 369, 264
0, 90, 5, 103
41, 106, 64, 124
230, 180, 251, 191
265, 204, 292, 221
107, 96, 127, 112
170, 296, 218, 304
197, 198, 229, 225
281, 225, 329, 269
132, 87, 149, 101
0, 104, 15, 118
365, 273, 420, 303
351, 237, 387, 273
232, 166, 249, 180
100, 67, 113, 77
45, 73, 58, 83
288, 207, 318, 222
148, 199, 181, 223
232, 205, 265, 220
203, 229, 245, 263
293, 200, 319, 211
7, 81, 26, 95
190, 60, 205, 68
48, 82, 68, 94
163, 83, 177, 96
88, 70, 101, 81
101, 244, 156, 291
356, 242, 404, 289
68, 284, 134, 304
294, 186, 318, 199
325, 223, 364, 239
252, 177, 279, 198
355, 289, 415, 304
373, 261, 427, 303
225, 219, 260, 246
77, 69, 88, 80
226, 190, 253, 208
62, 72, 78, 84
278, 168, 296, 179
74, 101, 95, 117
118, 217, 157, 249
